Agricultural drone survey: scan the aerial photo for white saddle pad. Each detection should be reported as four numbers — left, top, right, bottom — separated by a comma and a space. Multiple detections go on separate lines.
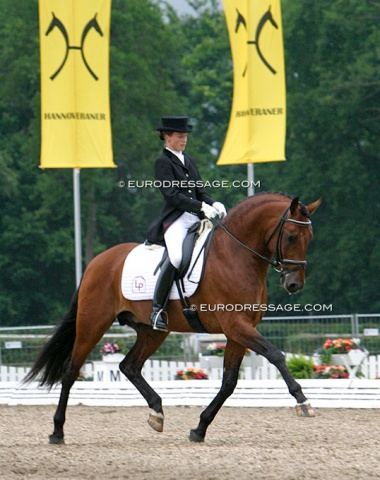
121, 221, 213, 301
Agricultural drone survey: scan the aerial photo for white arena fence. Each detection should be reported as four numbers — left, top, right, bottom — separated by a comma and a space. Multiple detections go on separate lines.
1, 352, 380, 383
1, 371, 380, 410
1, 348, 380, 409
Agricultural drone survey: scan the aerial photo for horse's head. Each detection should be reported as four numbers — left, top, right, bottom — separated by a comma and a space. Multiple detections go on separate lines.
267, 196, 321, 294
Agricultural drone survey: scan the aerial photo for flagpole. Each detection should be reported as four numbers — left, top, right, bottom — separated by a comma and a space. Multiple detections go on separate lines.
247, 163, 255, 197
73, 168, 82, 287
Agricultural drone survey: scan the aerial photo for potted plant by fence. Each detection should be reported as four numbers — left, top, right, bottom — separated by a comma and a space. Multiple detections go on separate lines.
174, 367, 209, 380
319, 338, 366, 367
99, 342, 126, 363
199, 343, 226, 369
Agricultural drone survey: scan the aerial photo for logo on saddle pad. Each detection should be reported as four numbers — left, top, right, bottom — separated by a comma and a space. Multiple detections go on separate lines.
121, 223, 213, 302
132, 276, 146, 293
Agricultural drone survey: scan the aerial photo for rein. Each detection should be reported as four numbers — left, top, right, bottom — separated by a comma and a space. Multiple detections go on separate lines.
212, 205, 312, 274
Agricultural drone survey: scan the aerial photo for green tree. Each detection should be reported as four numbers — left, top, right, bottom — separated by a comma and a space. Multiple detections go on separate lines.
257, 0, 380, 313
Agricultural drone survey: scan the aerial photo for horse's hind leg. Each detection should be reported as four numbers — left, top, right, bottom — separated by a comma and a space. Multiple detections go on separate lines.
50, 310, 115, 444
190, 339, 246, 443
50, 363, 78, 444
119, 322, 169, 432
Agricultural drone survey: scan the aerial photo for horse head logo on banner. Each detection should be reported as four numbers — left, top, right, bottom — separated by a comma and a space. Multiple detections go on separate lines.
45, 12, 103, 80
235, 5, 279, 76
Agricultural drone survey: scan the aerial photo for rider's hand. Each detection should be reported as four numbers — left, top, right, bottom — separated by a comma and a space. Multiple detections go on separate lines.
212, 202, 227, 219
201, 202, 219, 220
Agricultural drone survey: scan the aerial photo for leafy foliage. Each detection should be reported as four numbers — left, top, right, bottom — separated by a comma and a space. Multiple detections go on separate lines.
286, 355, 314, 379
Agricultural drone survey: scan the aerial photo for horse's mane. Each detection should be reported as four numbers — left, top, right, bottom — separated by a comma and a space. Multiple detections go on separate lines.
225, 192, 310, 225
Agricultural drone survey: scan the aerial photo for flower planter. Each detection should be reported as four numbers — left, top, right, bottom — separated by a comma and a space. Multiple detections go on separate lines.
331, 350, 365, 367
200, 353, 259, 370
242, 353, 263, 367
199, 355, 224, 369
330, 354, 349, 368
347, 349, 366, 365
199, 353, 261, 368
102, 353, 125, 363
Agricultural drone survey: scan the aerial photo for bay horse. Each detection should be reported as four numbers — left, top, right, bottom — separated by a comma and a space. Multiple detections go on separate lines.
25, 192, 321, 444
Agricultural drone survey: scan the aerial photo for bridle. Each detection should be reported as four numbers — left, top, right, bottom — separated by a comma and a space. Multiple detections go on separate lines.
213, 204, 312, 275
265, 205, 312, 273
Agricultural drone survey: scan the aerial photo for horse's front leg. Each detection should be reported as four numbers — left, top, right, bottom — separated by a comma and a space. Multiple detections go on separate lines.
118, 323, 169, 432
245, 328, 315, 417
190, 339, 246, 443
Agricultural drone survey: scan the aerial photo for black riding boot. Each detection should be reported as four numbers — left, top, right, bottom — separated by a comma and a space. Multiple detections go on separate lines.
149, 258, 177, 331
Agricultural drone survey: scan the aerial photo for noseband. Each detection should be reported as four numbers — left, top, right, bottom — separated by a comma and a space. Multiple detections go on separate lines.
214, 204, 312, 275
265, 205, 312, 273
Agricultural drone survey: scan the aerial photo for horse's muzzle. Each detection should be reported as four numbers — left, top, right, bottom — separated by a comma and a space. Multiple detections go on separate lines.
280, 270, 305, 294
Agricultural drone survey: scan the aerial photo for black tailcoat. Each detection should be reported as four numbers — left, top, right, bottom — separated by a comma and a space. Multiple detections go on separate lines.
146, 149, 215, 244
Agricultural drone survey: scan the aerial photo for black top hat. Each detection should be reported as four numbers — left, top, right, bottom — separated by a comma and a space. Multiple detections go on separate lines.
156, 116, 193, 133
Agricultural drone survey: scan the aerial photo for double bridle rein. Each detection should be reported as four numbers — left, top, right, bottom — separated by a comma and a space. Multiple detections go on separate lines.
213, 204, 312, 275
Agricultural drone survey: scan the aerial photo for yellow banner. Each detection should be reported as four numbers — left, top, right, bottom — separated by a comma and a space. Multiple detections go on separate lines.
39, 0, 114, 168
218, 0, 286, 165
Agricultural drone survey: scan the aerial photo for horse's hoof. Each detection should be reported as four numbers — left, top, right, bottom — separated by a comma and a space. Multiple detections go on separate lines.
296, 402, 315, 417
189, 429, 205, 443
49, 434, 64, 445
148, 411, 164, 432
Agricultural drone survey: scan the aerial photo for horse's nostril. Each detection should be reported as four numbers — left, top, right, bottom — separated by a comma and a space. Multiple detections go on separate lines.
287, 283, 300, 293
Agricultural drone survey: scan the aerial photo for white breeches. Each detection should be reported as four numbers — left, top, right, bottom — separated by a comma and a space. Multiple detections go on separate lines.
164, 212, 199, 269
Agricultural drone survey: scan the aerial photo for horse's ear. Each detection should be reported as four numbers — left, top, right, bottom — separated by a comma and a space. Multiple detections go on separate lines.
290, 196, 299, 215
307, 198, 322, 216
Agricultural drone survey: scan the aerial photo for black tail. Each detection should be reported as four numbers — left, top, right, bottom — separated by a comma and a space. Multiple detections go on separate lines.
24, 289, 79, 388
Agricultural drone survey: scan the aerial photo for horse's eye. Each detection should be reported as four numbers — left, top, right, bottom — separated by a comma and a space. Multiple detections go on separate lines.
287, 234, 296, 244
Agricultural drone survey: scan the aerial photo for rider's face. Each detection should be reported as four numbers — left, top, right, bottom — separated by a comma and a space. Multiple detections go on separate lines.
165, 132, 188, 152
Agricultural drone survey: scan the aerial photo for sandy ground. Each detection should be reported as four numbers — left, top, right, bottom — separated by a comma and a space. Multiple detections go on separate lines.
0, 405, 379, 480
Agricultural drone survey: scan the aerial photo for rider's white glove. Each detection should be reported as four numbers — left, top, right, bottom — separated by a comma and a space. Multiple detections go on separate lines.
212, 202, 227, 219
201, 202, 219, 219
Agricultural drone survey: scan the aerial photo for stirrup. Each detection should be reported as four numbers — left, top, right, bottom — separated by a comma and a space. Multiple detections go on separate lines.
150, 309, 168, 332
